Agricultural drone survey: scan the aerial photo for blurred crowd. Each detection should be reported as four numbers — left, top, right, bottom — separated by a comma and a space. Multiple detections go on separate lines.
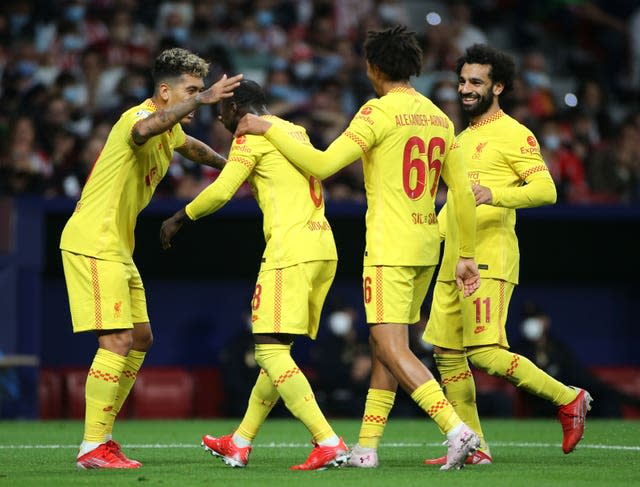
1, 0, 639, 204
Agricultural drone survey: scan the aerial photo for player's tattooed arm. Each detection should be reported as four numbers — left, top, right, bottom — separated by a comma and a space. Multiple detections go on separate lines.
176, 136, 227, 170
132, 99, 200, 145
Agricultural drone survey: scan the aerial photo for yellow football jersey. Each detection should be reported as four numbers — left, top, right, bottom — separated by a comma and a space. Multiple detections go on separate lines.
263, 87, 476, 267
437, 110, 557, 284
186, 115, 337, 271
60, 99, 186, 263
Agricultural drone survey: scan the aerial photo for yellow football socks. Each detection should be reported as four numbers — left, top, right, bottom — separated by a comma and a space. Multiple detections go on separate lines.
104, 349, 146, 439
434, 353, 486, 446
411, 379, 462, 434
235, 368, 280, 443
467, 346, 578, 406
254, 343, 334, 443
83, 348, 126, 442
357, 388, 396, 448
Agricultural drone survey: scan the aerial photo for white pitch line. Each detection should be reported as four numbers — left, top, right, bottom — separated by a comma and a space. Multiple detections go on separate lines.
1, 442, 638, 451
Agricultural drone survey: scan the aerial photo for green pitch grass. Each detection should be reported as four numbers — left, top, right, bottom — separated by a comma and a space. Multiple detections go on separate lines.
1, 418, 639, 486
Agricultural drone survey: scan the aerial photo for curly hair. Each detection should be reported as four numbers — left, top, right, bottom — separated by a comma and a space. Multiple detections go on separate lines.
364, 25, 422, 81
152, 48, 210, 85
230, 79, 267, 110
455, 44, 516, 96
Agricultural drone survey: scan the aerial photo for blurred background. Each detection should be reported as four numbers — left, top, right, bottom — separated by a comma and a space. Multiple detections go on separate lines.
1, 0, 639, 421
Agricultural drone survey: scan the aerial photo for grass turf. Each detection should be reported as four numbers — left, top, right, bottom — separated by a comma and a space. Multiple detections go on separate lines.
1, 418, 639, 486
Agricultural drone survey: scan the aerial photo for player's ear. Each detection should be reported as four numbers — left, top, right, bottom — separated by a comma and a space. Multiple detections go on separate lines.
493, 81, 504, 96
158, 82, 171, 102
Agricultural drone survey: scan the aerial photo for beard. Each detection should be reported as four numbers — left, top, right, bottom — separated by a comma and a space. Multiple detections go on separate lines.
459, 88, 494, 118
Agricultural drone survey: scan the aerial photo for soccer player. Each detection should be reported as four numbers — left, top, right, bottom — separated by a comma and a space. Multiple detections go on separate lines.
160, 79, 348, 471
235, 26, 481, 471
59, 48, 242, 469
422, 44, 592, 465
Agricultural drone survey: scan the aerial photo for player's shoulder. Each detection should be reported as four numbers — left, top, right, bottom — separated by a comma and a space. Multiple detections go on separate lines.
498, 111, 534, 135
120, 99, 155, 121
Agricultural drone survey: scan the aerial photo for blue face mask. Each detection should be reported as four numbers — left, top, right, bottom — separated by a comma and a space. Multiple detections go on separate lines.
256, 10, 274, 27
128, 86, 148, 99
64, 5, 85, 22
63, 85, 83, 104
170, 27, 188, 44
62, 34, 85, 51
16, 60, 38, 77
543, 134, 561, 151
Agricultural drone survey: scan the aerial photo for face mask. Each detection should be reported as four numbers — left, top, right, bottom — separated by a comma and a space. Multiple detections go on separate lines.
170, 27, 188, 44
64, 5, 86, 22
543, 134, 561, 151
293, 61, 314, 80
256, 10, 274, 27
521, 317, 544, 341
523, 71, 551, 89
128, 86, 148, 99
328, 311, 352, 336
62, 34, 85, 51
63, 85, 86, 105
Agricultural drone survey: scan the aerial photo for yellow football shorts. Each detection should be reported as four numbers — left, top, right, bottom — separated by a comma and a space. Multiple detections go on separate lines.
61, 250, 149, 333
250, 260, 336, 339
362, 265, 435, 324
423, 278, 514, 350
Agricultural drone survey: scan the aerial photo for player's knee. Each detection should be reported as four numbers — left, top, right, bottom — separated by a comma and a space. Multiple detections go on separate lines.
132, 326, 153, 351
99, 330, 134, 356
467, 347, 501, 376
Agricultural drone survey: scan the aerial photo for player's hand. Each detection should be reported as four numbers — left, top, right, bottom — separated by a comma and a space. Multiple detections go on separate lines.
455, 257, 480, 297
197, 73, 243, 105
160, 209, 189, 250
234, 113, 272, 137
472, 184, 493, 205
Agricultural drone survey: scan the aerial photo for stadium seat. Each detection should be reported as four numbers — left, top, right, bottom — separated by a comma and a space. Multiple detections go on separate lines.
38, 369, 63, 419
63, 368, 88, 419
472, 369, 520, 417
132, 367, 194, 418
191, 367, 225, 417
590, 366, 640, 418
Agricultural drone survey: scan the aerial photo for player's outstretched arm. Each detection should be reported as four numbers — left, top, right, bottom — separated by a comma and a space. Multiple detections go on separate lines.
455, 257, 480, 297
176, 135, 227, 170
160, 208, 191, 250
133, 73, 243, 145
235, 114, 362, 179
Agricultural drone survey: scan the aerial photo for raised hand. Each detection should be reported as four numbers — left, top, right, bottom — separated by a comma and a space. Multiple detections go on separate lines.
197, 73, 244, 105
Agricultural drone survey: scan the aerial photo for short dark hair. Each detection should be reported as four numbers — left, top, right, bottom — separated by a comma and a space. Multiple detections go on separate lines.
364, 25, 422, 81
456, 44, 516, 96
152, 48, 209, 85
228, 79, 267, 109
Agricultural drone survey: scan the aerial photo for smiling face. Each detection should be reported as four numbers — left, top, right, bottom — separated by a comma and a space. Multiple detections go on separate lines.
160, 73, 204, 124
457, 63, 503, 120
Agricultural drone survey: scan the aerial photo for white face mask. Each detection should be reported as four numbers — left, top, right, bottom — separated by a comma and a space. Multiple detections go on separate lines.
521, 317, 545, 341
328, 311, 352, 336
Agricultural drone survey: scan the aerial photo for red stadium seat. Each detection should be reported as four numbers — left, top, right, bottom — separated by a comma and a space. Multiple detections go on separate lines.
132, 367, 194, 418
63, 368, 88, 419
191, 367, 225, 418
38, 369, 63, 419
590, 366, 640, 419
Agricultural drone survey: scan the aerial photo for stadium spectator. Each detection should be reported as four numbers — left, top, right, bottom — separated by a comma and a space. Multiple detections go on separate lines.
0, 1, 638, 204
512, 301, 640, 418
